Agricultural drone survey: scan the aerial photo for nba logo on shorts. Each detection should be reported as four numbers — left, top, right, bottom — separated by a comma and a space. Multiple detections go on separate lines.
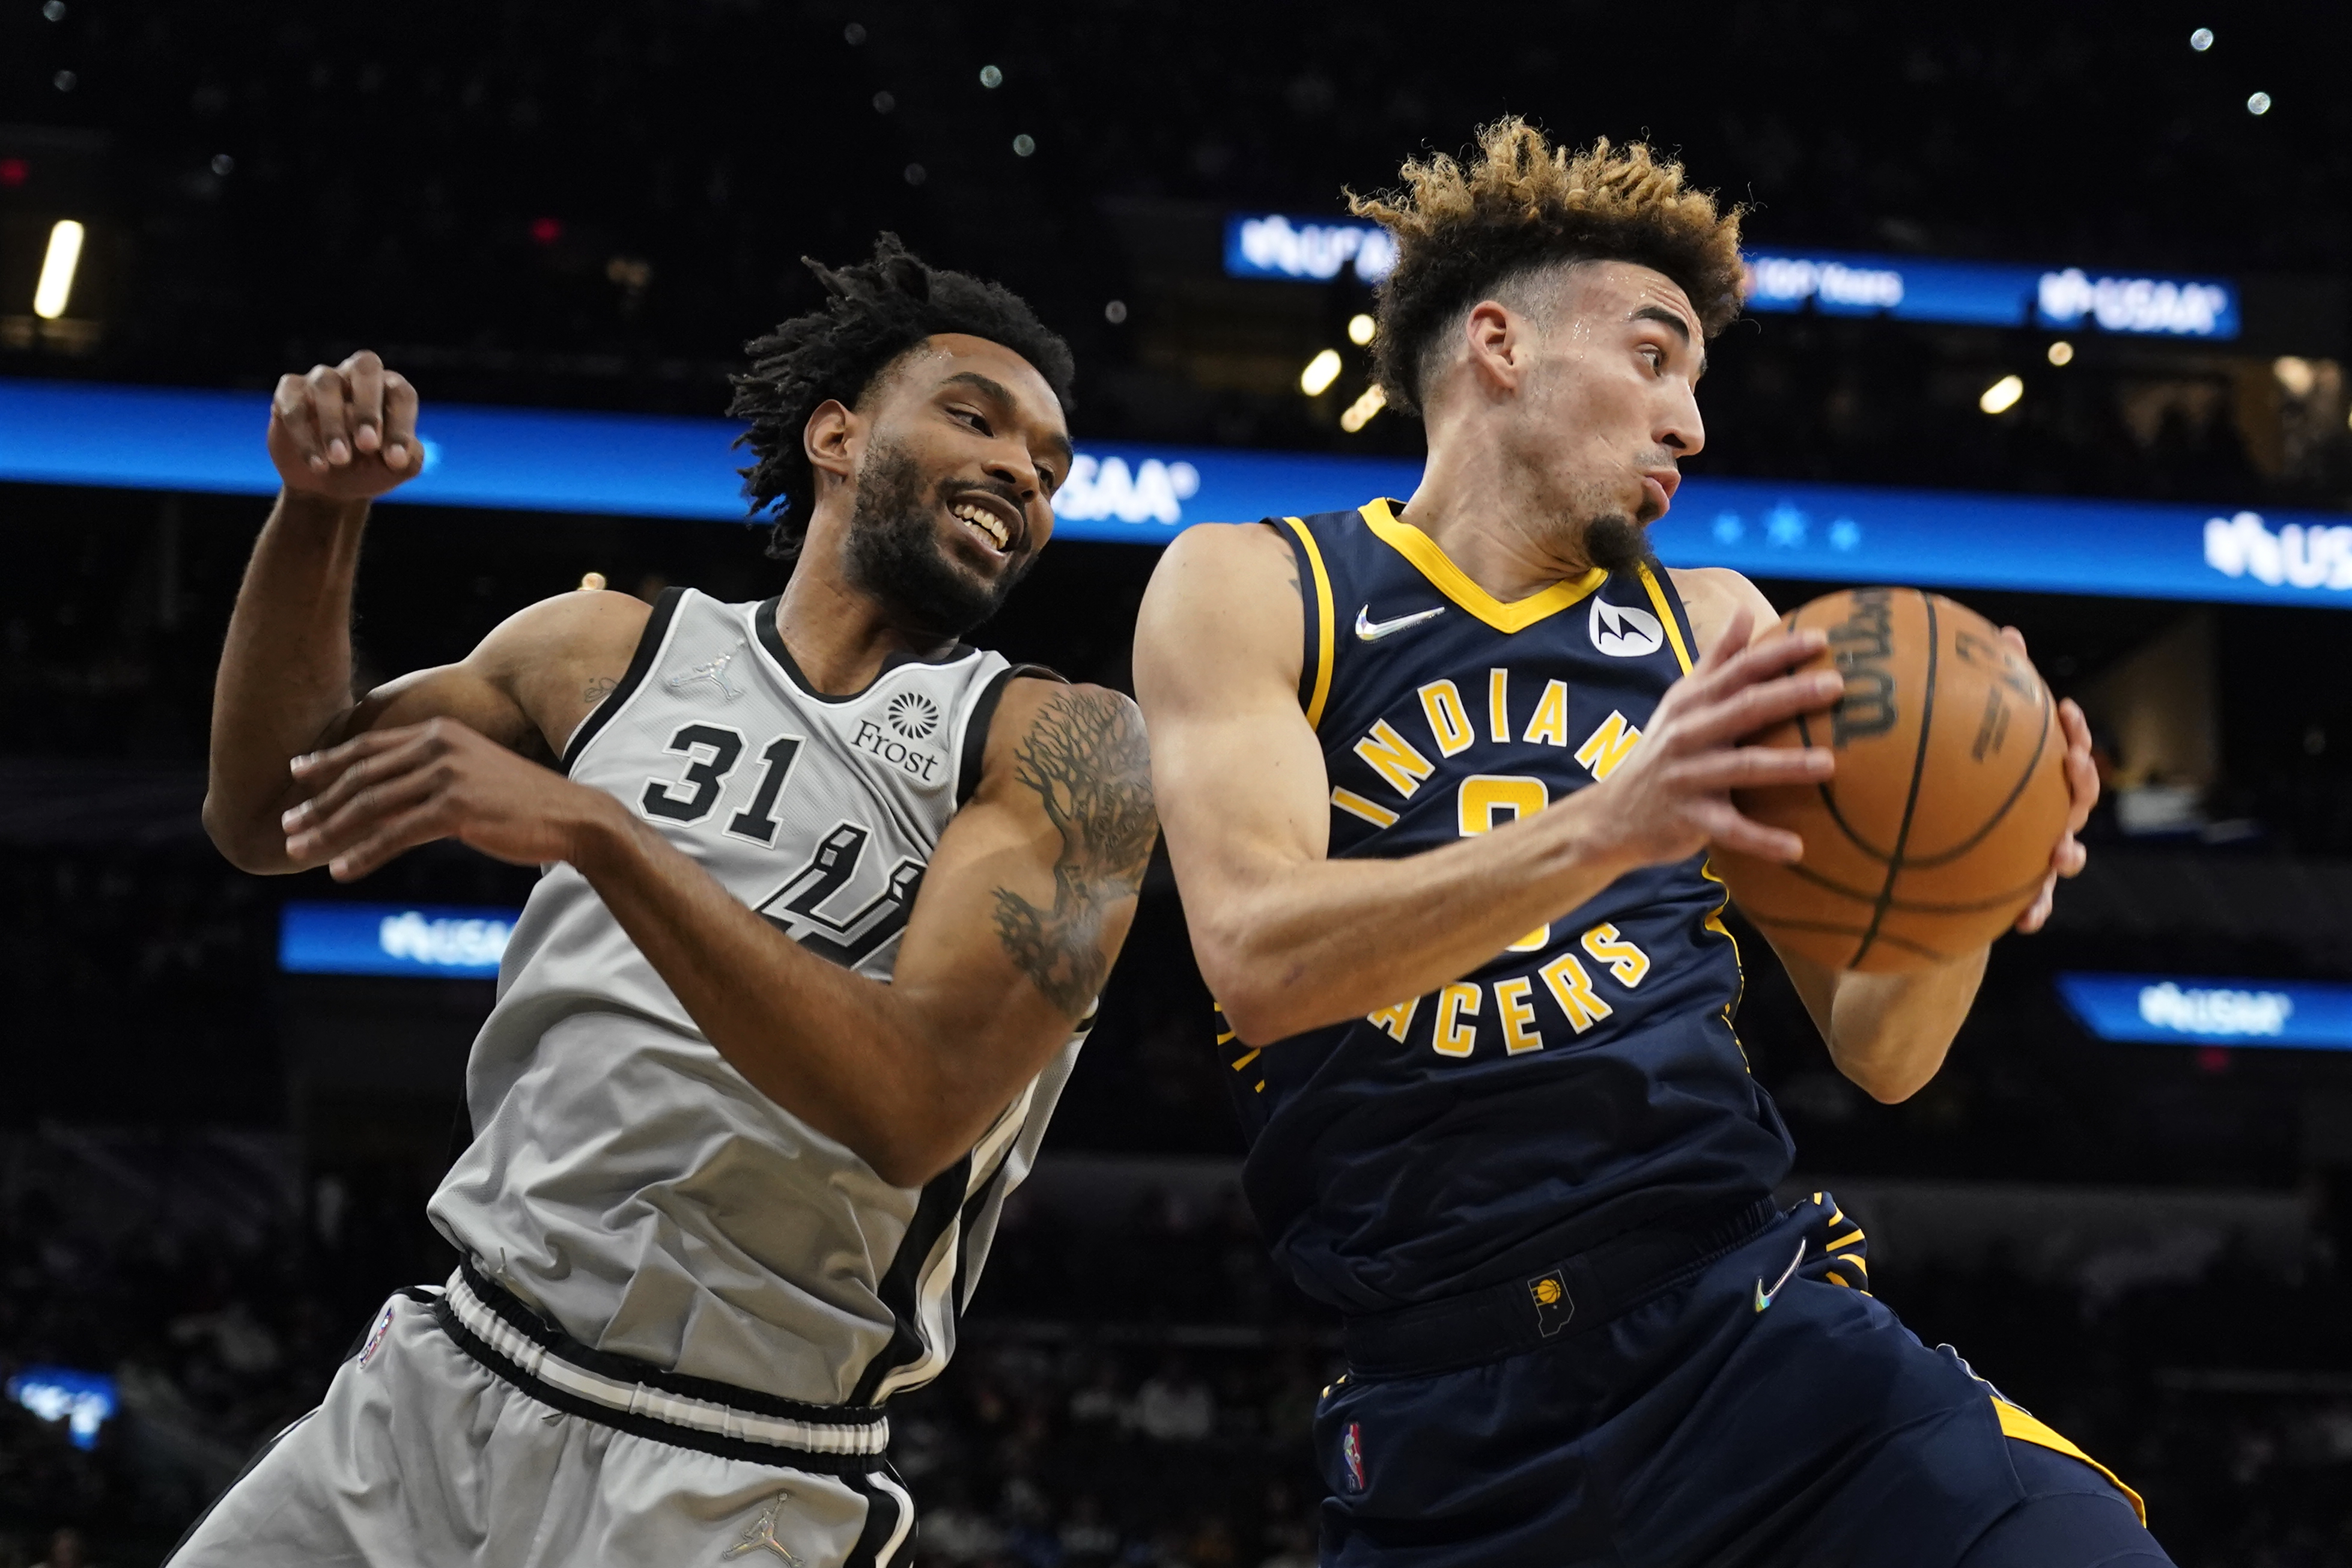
359, 1303, 397, 1369
1341, 1422, 1367, 1492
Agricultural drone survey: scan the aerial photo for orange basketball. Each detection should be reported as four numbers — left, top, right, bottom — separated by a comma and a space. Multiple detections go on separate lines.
1712, 587, 2070, 973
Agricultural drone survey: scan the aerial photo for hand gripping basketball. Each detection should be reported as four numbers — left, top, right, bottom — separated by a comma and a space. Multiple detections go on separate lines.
1581, 606, 1843, 870
267, 348, 425, 501
1712, 590, 2095, 971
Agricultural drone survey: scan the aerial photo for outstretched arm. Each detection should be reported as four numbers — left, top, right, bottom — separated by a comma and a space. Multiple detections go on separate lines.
275, 679, 1158, 1187
1133, 523, 1844, 1045
1673, 567, 2100, 1102
205, 351, 643, 872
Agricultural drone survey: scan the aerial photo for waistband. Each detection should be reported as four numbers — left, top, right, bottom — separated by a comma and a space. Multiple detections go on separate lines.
432, 1257, 890, 1470
1342, 1197, 1780, 1379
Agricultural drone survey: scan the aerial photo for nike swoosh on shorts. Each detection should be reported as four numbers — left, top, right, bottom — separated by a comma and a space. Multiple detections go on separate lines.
1754, 1239, 1807, 1311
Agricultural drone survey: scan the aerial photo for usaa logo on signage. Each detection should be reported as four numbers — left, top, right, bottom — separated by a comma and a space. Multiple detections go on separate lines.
1051, 454, 1201, 526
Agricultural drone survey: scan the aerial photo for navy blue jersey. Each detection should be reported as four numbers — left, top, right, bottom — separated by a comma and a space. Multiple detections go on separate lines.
1226, 499, 1796, 1314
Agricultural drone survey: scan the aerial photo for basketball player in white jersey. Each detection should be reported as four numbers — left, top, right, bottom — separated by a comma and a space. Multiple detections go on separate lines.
184, 238, 1155, 1567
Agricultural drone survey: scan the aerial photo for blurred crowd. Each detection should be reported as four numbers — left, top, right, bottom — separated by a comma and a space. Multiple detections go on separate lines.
3, 1142, 2350, 1567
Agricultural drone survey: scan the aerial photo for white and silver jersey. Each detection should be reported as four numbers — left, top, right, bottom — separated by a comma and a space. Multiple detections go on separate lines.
428, 588, 1084, 1406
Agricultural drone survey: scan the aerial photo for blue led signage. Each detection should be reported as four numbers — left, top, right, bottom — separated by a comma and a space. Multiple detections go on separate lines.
7, 381, 2345, 608
1218, 220, 2240, 340
7, 1367, 117, 1450
1223, 213, 1398, 283
281, 901, 518, 979
1741, 249, 2238, 339
2056, 973, 2352, 1051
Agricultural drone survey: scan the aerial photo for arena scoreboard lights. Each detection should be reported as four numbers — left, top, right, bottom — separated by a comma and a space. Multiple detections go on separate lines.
5, 379, 2348, 609
2057, 973, 2352, 1052
280, 901, 517, 979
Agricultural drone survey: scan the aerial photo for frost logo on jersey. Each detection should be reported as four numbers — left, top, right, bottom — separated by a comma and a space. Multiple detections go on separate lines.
886, 691, 941, 740
665, 640, 748, 702
1588, 598, 1665, 658
850, 715, 947, 786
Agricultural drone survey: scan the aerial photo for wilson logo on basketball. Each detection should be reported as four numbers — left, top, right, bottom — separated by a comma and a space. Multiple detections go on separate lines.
1825, 586, 1897, 745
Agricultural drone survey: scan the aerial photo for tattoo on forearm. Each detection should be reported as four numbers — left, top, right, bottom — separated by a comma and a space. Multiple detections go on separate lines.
991, 690, 1159, 1017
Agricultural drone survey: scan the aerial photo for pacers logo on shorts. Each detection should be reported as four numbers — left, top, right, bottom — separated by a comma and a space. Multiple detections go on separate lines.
1340, 1421, 1367, 1493
1527, 1268, 1575, 1337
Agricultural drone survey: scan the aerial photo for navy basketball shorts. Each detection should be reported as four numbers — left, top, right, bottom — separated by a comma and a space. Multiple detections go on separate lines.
1313, 1194, 2171, 1568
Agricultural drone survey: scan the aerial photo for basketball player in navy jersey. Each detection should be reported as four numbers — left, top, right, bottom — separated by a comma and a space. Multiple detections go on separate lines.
1135, 123, 2165, 1567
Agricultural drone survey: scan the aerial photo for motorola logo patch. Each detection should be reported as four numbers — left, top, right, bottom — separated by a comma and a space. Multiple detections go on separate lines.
1589, 598, 1665, 658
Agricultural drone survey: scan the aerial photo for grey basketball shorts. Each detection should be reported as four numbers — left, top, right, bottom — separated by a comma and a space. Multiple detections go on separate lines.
167, 1263, 915, 1568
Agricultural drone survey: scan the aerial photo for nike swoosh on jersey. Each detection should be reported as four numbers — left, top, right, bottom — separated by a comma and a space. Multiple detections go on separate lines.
1754, 1239, 1807, 1312
1354, 605, 1446, 642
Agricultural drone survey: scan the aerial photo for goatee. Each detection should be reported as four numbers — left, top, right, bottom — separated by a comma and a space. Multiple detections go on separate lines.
842, 442, 1032, 639
1581, 514, 1649, 574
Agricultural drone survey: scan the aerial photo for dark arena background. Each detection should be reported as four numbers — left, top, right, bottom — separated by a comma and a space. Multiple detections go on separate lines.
5, 2, 2352, 1563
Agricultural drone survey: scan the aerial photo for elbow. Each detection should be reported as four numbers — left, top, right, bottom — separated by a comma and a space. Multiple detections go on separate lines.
1197, 940, 1306, 1046
1834, 1050, 1938, 1105
865, 1131, 970, 1191
201, 793, 293, 875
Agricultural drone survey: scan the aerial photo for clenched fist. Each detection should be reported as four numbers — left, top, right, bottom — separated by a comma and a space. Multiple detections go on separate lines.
267, 349, 422, 501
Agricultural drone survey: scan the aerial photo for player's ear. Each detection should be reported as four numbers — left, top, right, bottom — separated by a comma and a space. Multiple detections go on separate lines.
1463, 301, 1521, 392
803, 398, 859, 482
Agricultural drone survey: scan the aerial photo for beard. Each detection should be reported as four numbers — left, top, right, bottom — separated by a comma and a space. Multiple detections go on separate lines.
842, 442, 1033, 639
1580, 513, 1649, 574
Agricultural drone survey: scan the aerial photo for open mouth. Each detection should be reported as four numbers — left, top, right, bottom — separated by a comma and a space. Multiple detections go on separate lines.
949, 493, 1019, 555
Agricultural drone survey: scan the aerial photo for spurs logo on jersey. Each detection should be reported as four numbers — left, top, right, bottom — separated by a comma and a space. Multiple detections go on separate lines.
428, 586, 1089, 1407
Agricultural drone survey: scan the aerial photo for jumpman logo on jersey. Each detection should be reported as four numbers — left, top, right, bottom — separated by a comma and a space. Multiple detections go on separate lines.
1355, 604, 1445, 642
722, 1492, 803, 1564
667, 640, 747, 702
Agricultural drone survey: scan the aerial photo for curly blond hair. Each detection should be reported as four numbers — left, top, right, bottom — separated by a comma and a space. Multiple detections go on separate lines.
1347, 119, 1746, 412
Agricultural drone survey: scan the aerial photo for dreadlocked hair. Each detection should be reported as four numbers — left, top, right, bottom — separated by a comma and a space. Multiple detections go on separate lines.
1346, 119, 1746, 413
729, 234, 1075, 563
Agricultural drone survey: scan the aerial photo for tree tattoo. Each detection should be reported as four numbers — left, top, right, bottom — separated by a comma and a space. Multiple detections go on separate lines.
992, 689, 1159, 1016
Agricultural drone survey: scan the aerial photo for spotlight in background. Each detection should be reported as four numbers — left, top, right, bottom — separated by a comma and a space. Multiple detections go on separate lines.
2273, 357, 2317, 397
1299, 348, 1343, 397
979, 64, 1003, 88
1979, 374, 2024, 415
2247, 92, 2272, 115
2047, 341, 2074, 366
34, 219, 85, 320
1012, 134, 1036, 158
1339, 384, 1387, 433
578, 572, 607, 592
1346, 313, 1376, 345
2189, 26, 2213, 50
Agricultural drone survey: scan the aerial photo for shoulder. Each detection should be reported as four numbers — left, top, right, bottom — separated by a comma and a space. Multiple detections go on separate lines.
1150, 518, 1296, 584
1136, 521, 1306, 696
1665, 565, 1781, 651
977, 678, 1155, 821
471, 588, 655, 676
